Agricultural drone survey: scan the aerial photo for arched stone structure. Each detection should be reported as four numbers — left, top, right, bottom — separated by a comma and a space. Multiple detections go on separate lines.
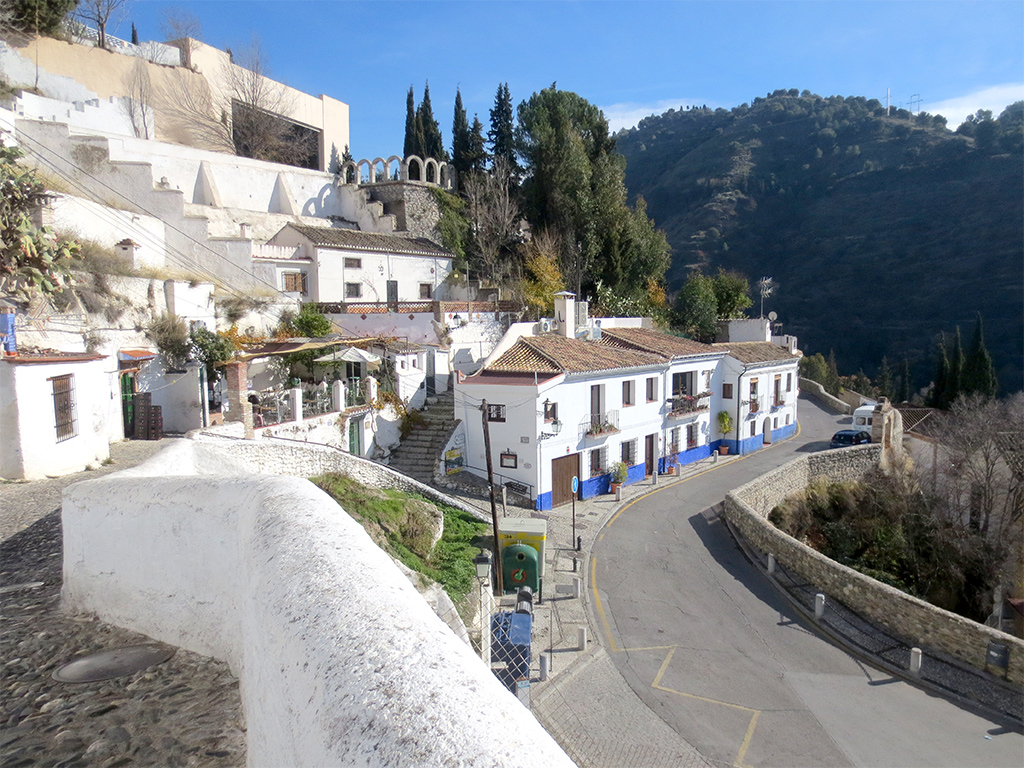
386, 155, 403, 181
356, 159, 373, 184
339, 160, 358, 185
370, 157, 388, 183
424, 157, 439, 184
870, 398, 904, 470
405, 154, 424, 182
335, 154, 451, 189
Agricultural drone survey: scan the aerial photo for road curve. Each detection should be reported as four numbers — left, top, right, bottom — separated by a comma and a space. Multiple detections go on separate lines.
591, 397, 1023, 768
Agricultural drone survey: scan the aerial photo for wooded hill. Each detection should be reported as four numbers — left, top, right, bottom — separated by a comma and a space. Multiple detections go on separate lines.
616, 91, 1023, 394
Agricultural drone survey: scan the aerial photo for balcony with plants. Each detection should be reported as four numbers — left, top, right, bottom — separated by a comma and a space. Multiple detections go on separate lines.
579, 410, 620, 440
667, 391, 712, 419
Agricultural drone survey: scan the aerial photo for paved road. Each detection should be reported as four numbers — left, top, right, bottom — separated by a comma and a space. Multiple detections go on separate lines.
592, 397, 1023, 768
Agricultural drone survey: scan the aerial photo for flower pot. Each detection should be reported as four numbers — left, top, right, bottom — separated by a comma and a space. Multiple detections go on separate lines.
718, 445, 729, 456
664, 466, 676, 475
610, 482, 622, 494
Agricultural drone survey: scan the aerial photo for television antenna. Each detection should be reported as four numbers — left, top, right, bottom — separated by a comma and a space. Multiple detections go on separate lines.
908, 94, 922, 115
758, 277, 774, 318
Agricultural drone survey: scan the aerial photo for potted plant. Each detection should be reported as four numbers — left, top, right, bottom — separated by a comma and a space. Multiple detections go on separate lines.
717, 410, 734, 455
663, 452, 678, 475
610, 461, 628, 492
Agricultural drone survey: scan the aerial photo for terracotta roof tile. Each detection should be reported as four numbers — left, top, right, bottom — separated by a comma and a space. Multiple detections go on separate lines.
487, 335, 662, 374
711, 341, 801, 364
600, 327, 717, 358
289, 224, 452, 258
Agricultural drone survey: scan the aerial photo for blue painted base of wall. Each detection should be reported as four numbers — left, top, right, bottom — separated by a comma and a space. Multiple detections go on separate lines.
659, 445, 712, 473
536, 491, 552, 511
581, 474, 610, 500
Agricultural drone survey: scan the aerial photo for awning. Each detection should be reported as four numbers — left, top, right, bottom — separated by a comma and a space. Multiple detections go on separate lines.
314, 347, 381, 371
118, 348, 158, 361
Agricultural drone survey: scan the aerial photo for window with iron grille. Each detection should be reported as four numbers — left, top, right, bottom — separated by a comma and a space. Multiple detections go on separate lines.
486, 403, 506, 422
621, 438, 637, 466
283, 271, 308, 295
544, 400, 558, 422
622, 379, 635, 406
344, 257, 362, 269
419, 283, 433, 299
646, 377, 658, 402
786, 372, 793, 392
686, 422, 698, 449
590, 446, 607, 477
669, 427, 680, 454
345, 282, 362, 299
50, 374, 77, 442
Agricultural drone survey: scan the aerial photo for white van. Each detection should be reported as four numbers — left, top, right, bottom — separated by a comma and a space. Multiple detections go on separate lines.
853, 403, 877, 432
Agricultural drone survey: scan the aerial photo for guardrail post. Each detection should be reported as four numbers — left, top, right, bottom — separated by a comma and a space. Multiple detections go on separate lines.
539, 653, 549, 681
909, 647, 922, 677
291, 387, 303, 422
815, 593, 826, 619
578, 626, 588, 651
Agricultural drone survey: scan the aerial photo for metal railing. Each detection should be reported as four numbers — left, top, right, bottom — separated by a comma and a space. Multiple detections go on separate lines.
579, 410, 620, 440
345, 378, 370, 409
667, 393, 711, 418
747, 397, 761, 413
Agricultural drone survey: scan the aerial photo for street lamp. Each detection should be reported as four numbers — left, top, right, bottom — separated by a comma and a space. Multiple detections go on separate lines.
473, 549, 493, 666
473, 549, 492, 581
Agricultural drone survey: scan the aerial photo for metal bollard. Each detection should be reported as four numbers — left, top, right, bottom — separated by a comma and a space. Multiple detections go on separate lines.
539, 653, 550, 681
573, 577, 581, 599
653, 470, 658, 486
616, 485, 622, 502
767, 553, 776, 575
909, 647, 922, 677
578, 626, 588, 651
576, 535, 582, 552
815, 593, 826, 620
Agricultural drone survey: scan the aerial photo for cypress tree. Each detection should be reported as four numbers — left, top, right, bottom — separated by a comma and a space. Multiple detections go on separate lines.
131, 23, 139, 45
825, 350, 841, 396
403, 86, 417, 159
944, 326, 965, 408
962, 313, 998, 398
488, 83, 518, 176
898, 358, 912, 403
417, 82, 447, 164
877, 356, 893, 400
467, 115, 488, 175
451, 88, 471, 186
929, 335, 949, 408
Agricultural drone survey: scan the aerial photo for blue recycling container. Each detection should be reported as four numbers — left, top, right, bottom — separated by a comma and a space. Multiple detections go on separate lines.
491, 610, 532, 684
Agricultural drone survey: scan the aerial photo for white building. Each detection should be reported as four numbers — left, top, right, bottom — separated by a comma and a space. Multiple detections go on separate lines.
262, 224, 453, 304
452, 294, 802, 510
1, 351, 123, 480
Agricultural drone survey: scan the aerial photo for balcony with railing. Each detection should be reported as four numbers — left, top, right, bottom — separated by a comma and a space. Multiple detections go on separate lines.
747, 397, 761, 414
667, 392, 711, 419
579, 410, 620, 440
249, 377, 377, 429
344, 378, 370, 409
771, 395, 786, 410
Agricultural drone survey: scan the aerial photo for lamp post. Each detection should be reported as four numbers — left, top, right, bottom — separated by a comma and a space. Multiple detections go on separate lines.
473, 549, 492, 666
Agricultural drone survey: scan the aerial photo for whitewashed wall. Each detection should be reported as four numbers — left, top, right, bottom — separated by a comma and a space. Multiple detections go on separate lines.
49, 193, 168, 270
137, 360, 204, 434
1, 356, 121, 480
61, 439, 572, 767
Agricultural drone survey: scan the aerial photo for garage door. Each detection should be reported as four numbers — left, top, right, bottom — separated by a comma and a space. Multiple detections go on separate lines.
551, 453, 580, 508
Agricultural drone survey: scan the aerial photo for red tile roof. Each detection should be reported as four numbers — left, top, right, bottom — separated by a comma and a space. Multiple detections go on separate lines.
711, 341, 801, 364
289, 224, 452, 258
600, 327, 718, 358
487, 335, 662, 374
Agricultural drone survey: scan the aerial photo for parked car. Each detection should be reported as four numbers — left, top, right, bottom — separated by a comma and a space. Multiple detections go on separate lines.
829, 429, 871, 449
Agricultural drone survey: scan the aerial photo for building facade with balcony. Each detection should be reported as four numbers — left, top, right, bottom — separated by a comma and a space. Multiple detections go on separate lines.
452, 294, 735, 510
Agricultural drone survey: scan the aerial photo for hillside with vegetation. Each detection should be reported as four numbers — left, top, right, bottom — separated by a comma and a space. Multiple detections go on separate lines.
616, 91, 1023, 393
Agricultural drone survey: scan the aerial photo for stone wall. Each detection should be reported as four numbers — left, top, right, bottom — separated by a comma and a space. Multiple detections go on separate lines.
62, 439, 570, 767
723, 445, 1024, 684
798, 377, 851, 414
367, 182, 442, 241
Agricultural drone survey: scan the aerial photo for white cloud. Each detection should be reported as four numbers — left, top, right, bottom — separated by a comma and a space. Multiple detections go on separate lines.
921, 83, 1024, 127
600, 98, 718, 133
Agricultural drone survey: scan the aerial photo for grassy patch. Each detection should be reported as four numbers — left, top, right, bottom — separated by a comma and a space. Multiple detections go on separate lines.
311, 473, 487, 605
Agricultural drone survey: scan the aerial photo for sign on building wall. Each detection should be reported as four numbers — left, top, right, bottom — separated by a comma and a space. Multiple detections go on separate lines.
445, 448, 463, 475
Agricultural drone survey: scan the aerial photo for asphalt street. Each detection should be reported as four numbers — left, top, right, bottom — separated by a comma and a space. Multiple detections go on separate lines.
591, 397, 1023, 768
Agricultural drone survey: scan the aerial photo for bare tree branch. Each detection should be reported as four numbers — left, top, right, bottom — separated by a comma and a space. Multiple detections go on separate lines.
121, 58, 152, 139
74, 0, 128, 50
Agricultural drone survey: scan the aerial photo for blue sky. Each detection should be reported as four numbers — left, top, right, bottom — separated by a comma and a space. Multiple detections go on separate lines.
124, 1, 1024, 161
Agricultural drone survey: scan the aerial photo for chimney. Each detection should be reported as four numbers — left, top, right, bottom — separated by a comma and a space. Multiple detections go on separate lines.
240, 222, 252, 239
553, 291, 575, 339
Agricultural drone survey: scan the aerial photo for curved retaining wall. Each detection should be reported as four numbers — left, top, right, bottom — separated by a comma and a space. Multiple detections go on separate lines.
723, 445, 1024, 685
62, 440, 572, 768
799, 377, 851, 415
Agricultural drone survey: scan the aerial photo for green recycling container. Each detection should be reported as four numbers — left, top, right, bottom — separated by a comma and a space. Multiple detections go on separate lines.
502, 543, 540, 593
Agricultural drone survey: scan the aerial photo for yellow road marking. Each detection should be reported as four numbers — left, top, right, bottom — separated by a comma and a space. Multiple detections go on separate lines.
651, 647, 763, 768
590, 557, 617, 651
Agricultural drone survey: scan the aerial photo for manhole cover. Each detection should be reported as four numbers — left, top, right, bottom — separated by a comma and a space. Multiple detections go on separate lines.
52, 644, 176, 683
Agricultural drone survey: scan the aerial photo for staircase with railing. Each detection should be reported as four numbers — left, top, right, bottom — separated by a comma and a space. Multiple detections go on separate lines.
387, 389, 457, 485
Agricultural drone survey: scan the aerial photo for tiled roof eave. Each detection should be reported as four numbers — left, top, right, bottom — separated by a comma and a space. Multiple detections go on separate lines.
317, 244, 451, 258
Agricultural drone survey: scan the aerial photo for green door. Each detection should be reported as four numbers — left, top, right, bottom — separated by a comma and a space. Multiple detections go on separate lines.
120, 373, 135, 438
348, 417, 362, 455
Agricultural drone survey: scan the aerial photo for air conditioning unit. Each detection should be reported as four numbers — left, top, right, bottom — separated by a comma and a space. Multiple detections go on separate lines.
539, 318, 554, 333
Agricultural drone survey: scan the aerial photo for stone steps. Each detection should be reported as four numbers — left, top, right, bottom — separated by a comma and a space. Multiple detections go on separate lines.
388, 391, 456, 484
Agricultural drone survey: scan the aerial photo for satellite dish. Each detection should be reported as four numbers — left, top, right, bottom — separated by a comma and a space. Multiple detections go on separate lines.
768, 311, 778, 322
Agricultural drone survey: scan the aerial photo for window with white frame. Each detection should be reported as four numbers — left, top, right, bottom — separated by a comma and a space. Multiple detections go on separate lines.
669, 427, 680, 454
589, 446, 607, 477
646, 377, 658, 402
486, 403, 506, 422
686, 422, 698, 449
786, 372, 793, 392
622, 379, 635, 407
621, 438, 637, 465
750, 421, 756, 437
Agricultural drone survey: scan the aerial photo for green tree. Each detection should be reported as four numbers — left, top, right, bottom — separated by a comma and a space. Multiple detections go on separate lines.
945, 326, 965, 407
451, 88, 472, 185
961, 313, 998, 399
293, 305, 331, 338
517, 84, 669, 301
430, 187, 470, 273
466, 115, 488, 175
928, 335, 949, 408
189, 326, 235, 379
488, 82, 518, 177
674, 271, 717, 342
825, 350, 841, 395
897, 358, 912, 403
403, 86, 417, 159
520, 229, 564, 319
1, 144, 82, 300
711, 268, 752, 318
416, 82, 447, 163
130, 21, 138, 44
877, 356, 893, 400
799, 353, 829, 386
9, 0, 77, 37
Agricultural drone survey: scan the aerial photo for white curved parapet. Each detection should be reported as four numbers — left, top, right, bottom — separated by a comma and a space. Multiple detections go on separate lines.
62, 441, 574, 768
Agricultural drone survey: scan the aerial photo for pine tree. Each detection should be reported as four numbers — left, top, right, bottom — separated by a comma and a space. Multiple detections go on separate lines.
403, 86, 417, 160
341, 144, 355, 183
451, 88, 472, 187
962, 313, 998, 398
928, 335, 949, 408
488, 83, 518, 176
877, 356, 893, 400
898, 358, 912, 403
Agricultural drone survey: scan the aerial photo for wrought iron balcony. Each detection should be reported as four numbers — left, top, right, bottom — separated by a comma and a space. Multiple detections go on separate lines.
667, 393, 711, 418
579, 410, 620, 439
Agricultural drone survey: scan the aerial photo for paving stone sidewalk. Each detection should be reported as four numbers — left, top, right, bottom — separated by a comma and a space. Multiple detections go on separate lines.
1, 439, 247, 768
